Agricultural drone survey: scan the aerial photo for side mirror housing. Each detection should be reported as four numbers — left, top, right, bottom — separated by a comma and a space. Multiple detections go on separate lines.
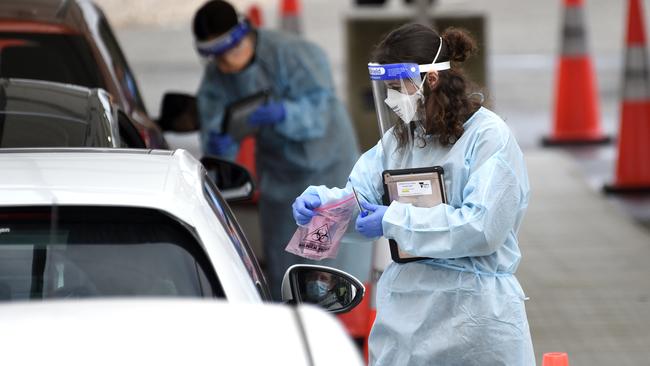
157, 92, 199, 132
201, 156, 254, 202
281, 264, 365, 314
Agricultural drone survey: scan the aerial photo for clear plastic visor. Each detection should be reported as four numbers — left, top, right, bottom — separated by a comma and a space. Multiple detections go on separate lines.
368, 63, 425, 139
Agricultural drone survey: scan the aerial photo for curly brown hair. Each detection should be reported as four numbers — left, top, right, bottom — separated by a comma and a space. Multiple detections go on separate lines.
371, 24, 482, 148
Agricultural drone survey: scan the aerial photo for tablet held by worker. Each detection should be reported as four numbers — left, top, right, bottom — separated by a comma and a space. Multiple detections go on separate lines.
382, 166, 447, 263
221, 90, 269, 141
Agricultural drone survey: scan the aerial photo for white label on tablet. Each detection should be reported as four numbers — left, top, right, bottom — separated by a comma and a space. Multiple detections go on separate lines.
396, 180, 433, 197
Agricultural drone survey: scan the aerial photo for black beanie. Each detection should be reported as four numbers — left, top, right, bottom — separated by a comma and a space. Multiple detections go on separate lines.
192, 0, 239, 41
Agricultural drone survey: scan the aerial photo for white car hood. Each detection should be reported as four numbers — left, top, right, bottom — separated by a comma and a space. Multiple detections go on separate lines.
0, 299, 363, 365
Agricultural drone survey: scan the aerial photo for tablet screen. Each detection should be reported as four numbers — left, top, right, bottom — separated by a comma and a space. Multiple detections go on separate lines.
222, 90, 269, 141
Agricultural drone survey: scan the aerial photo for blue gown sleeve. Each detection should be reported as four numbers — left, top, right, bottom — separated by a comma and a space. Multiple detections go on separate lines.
197, 74, 239, 159
382, 131, 528, 259
272, 42, 337, 141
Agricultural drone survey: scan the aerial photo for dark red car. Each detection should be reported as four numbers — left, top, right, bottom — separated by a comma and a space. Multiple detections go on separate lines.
0, 0, 167, 148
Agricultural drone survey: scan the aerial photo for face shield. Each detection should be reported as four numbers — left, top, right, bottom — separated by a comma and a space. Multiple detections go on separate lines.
368, 62, 425, 138
367, 37, 451, 141
195, 17, 252, 63
368, 37, 450, 168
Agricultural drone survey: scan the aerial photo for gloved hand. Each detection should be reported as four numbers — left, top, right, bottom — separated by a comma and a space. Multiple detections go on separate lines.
207, 131, 235, 156
292, 193, 322, 226
248, 101, 286, 127
355, 202, 388, 238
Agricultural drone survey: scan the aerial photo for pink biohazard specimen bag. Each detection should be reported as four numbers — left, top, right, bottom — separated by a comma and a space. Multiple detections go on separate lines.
285, 193, 356, 260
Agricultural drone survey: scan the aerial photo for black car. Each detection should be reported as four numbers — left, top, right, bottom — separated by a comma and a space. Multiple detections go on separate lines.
0, 0, 167, 148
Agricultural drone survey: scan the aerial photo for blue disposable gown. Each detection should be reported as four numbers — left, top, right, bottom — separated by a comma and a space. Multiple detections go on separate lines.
303, 107, 536, 365
197, 30, 363, 299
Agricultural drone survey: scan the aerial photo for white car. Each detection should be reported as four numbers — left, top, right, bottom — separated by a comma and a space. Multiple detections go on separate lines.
0, 148, 365, 364
0, 148, 364, 309
0, 299, 363, 365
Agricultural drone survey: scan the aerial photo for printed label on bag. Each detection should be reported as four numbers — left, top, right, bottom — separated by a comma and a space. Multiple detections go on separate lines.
299, 224, 331, 253
396, 180, 433, 197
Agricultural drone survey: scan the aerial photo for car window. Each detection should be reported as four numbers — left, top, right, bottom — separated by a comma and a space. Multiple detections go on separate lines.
0, 206, 223, 301
96, 17, 148, 114
202, 175, 272, 300
0, 33, 104, 88
0, 112, 113, 148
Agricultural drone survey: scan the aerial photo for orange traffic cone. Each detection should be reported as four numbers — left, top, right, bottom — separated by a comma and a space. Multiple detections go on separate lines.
246, 4, 263, 28
604, 0, 650, 194
542, 352, 570, 366
543, 0, 610, 146
279, 0, 302, 35
337, 286, 371, 352
363, 305, 377, 362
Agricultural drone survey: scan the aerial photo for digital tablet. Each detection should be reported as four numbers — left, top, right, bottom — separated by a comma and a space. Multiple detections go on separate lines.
222, 90, 269, 141
382, 166, 447, 263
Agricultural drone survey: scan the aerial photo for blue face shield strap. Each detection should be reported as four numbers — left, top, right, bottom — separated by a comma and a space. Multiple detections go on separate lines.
368, 63, 420, 81
195, 17, 252, 57
367, 37, 451, 80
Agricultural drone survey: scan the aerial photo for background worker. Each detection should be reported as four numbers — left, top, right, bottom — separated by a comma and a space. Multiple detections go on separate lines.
192, 0, 361, 300
293, 24, 535, 365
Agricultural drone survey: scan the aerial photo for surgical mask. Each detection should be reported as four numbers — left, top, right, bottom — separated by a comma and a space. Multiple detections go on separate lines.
306, 280, 329, 300
384, 88, 422, 124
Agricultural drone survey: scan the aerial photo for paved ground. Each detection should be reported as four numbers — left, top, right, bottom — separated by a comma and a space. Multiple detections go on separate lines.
519, 150, 650, 365
107, 0, 650, 364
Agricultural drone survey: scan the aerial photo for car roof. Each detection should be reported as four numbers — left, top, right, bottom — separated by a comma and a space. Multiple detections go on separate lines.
0, 299, 357, 365
0, 0, 90, 32
0, 148, 201, 222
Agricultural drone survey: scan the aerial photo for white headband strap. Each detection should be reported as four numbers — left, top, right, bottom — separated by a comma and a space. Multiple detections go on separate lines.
418, 36, 450, 73
419, 61, 451, 72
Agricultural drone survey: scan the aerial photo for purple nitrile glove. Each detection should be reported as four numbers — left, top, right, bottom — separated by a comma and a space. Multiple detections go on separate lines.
207, 131, 235, 156
248, 101, 286, 127
355, 202, 388, 238
292, 193, 322, 226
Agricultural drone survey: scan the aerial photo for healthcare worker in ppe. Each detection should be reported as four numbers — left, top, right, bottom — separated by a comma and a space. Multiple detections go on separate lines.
193, 1, 362, 300
292, 24, 535, 365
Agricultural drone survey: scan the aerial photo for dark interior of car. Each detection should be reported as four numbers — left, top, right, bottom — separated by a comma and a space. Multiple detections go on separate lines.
0, 206, 225, 301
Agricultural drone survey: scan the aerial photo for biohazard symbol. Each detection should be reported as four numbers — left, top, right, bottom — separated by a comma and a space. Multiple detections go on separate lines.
309, 224, 330, 243
299, 224, 331, 253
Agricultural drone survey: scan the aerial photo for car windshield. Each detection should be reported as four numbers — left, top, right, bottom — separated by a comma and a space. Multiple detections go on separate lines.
0, 112, 112, 147
0, 33, 104, 88
0, 206, 223, 301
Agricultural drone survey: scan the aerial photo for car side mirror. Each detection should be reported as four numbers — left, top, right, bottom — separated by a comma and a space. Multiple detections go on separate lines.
281, 265, 365, 315
201, 156, 254, 202
157, 92, 199, 132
